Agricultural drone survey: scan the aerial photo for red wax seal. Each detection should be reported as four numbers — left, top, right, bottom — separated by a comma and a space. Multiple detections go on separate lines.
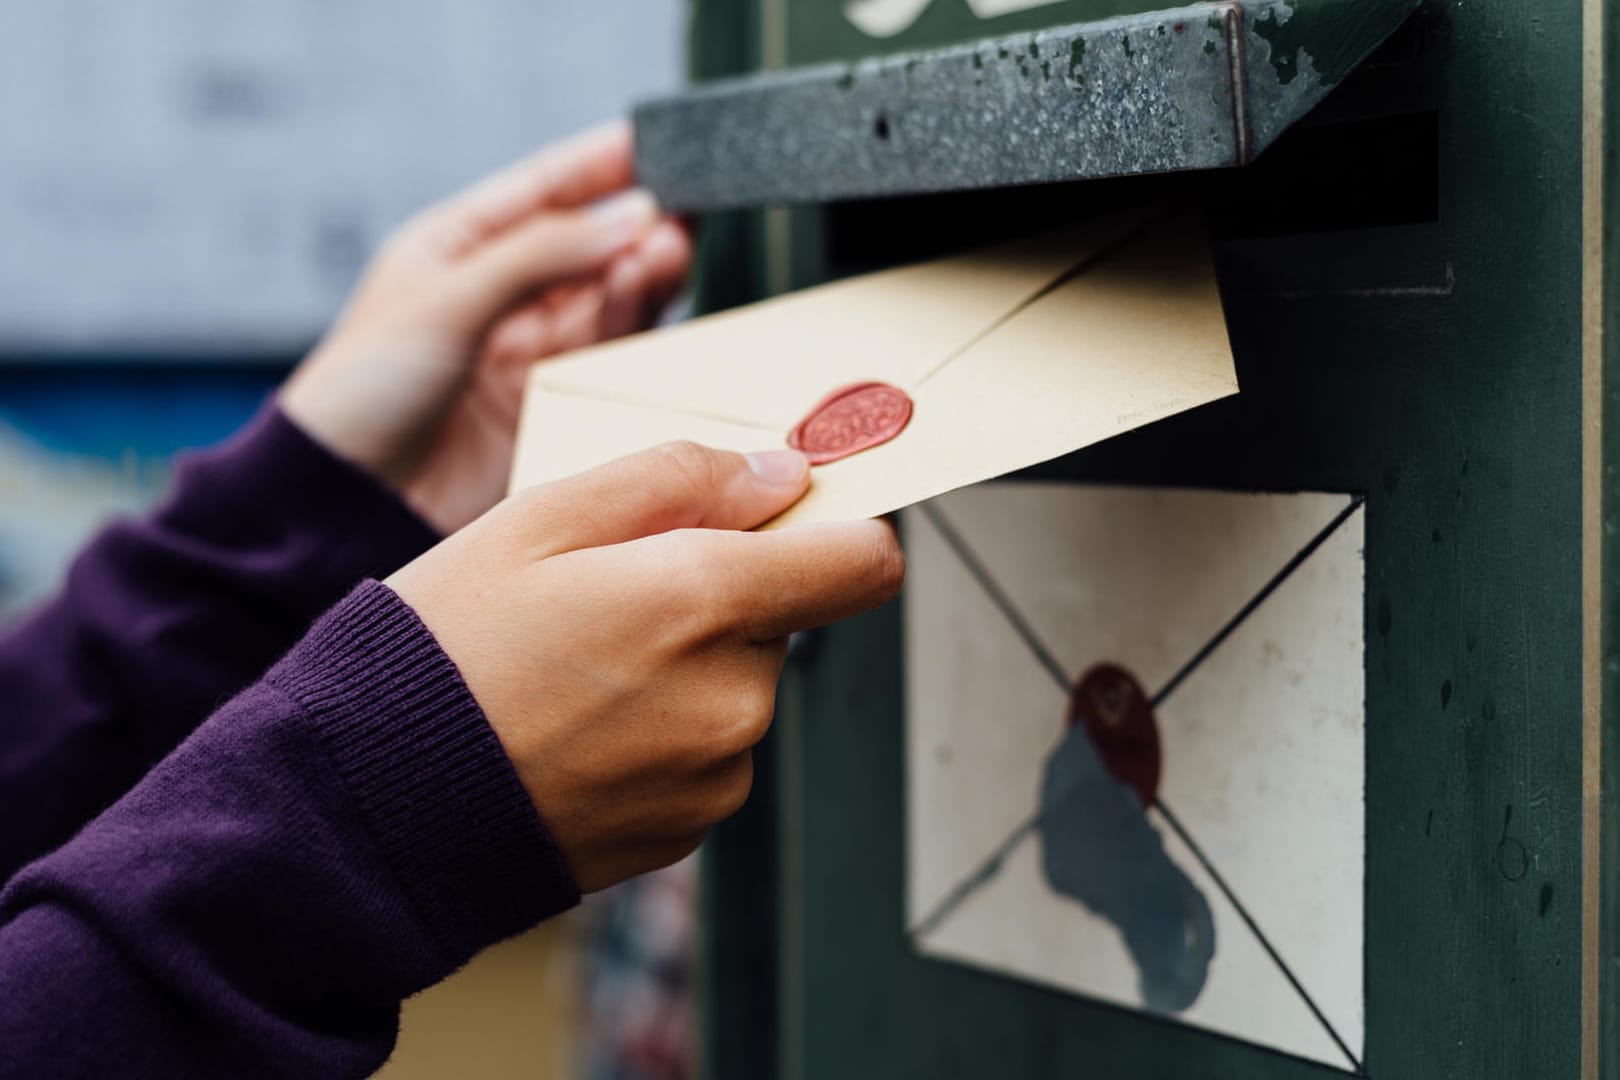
1067, 663, 1162, 808
787, 382, 914, 465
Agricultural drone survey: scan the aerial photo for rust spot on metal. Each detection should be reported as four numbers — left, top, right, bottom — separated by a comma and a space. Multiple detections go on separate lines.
1225, 2, 1253, 165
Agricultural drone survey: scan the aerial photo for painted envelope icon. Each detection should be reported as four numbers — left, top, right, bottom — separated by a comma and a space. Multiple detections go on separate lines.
904, 483, 1368, 1070
510, 215, 1238, 527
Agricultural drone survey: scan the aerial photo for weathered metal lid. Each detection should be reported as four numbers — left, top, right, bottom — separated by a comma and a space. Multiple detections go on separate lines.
635, 0, 1421, 212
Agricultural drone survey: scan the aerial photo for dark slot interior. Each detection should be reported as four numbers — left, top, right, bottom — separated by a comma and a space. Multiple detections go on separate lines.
821, 109, 1440, 278
1217, 110, 1439, 237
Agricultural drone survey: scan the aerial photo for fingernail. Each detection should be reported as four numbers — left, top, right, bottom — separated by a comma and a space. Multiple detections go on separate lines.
746, 449, 809, 486
594, 189, 658, 240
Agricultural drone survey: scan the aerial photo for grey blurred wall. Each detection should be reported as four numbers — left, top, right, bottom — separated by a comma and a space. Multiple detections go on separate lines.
0, 0, 685, 355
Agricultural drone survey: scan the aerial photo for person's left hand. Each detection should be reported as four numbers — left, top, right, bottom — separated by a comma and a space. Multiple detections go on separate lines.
280, 123, 691, 534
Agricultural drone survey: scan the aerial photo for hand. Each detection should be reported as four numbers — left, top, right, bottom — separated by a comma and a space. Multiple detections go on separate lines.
281, 124, 692, 534
386, 442, 905, 892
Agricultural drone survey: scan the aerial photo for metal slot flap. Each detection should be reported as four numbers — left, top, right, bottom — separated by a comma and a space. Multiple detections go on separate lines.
635, 0, 1421, 212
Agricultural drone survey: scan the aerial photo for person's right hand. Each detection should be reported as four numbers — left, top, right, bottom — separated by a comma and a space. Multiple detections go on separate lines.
386, 442, 905, 892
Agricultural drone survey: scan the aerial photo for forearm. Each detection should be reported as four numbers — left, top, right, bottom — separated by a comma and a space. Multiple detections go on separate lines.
0, 407, 439, 874
0, 582, 576, 1079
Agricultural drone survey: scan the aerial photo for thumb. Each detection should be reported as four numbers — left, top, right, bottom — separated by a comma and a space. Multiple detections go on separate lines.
515, 441, 811, 556
448, 190, 661, 334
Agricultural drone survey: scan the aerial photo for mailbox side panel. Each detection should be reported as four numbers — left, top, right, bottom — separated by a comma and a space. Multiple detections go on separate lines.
1600, 0, 1620, 1073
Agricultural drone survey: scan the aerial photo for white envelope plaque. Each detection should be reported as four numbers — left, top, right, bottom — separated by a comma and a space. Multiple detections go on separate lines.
904, 482, 1367, 1071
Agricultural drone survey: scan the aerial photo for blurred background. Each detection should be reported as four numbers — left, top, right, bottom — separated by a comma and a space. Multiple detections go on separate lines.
0, 3, 693, 1077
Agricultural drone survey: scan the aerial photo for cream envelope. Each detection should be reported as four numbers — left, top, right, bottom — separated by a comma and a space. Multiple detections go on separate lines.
510, 216, 1238, 526
903, 483, 1366, 1071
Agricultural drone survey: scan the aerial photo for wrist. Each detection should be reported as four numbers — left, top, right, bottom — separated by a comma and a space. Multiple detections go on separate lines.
265, 581, 580, 960
282, 324, 475, 472
278, 340, 405, 481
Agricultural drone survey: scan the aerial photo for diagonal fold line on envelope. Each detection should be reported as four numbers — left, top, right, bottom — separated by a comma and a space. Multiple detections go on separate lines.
524, 213, 1146, 431
527, 213, 1141, 429
908, 214, 1152, 392
523, 213, 1143, 431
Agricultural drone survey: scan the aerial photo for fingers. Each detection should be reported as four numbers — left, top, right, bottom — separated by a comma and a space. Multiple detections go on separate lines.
439, 123, 637, 249
600, 221, 694, 339
476, 222, 692, 411
452, 192, 659, 333
543, 281, 617, 355
698, 520, 907, 642
481, 300, 555, 369
597, 256, 646, 342
481, 219, 690, 368
517, 441, 813, 556
637, 219, 695, 290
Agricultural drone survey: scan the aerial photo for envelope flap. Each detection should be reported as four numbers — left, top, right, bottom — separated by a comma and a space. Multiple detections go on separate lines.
527, 217, 1137, 432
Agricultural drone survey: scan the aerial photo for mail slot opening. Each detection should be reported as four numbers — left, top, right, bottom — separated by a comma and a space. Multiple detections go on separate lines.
820, 109, 1440, 279
1218, 110, 1440, 237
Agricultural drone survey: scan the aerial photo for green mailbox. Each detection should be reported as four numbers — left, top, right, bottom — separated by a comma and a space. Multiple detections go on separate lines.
658, 1, 1619, 1077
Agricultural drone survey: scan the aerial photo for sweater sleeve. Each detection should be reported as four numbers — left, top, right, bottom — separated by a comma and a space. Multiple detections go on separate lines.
0, 405, 440, 878
0, 581, 580, 1080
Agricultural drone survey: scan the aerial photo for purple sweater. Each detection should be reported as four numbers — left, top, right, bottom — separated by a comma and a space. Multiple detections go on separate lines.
0, 408, 580, 1077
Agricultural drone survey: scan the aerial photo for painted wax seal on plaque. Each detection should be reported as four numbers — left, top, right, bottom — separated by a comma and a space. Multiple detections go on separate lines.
787, 382, 914, 465
1067, 663, 1162, 808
